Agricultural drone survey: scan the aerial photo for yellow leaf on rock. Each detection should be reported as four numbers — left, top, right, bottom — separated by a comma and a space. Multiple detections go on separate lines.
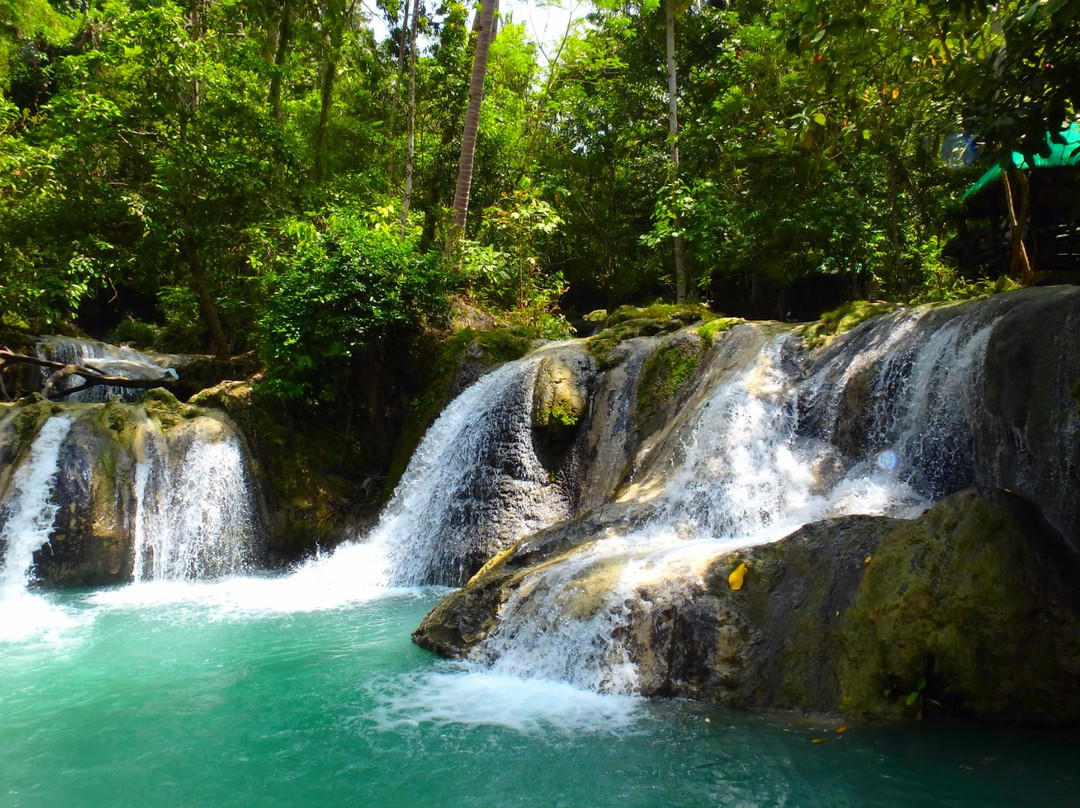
728, 563, 747, 591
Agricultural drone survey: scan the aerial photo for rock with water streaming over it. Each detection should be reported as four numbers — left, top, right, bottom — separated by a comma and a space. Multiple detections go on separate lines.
415, 489, 1080, 724
416, 286, 1080, 723
0, 390, 265, 587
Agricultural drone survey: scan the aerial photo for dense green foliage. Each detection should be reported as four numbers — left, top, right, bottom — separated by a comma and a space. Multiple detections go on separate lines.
259, 214, 447, 402
1, 0, 1075, 371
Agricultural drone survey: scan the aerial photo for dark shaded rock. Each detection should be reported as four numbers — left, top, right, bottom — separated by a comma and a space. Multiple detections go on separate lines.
36, 401, 138, 586
973, 286, 1080, 550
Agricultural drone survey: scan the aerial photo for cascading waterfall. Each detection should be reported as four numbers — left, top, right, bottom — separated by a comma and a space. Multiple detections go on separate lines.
215, 349, 576, 612
132, 420, 260, 581
0, 415, 75, 597
367, 349, 572, 587
34, 336, 178, 402
474, 307, 1000, 692
803, 307, 997, 498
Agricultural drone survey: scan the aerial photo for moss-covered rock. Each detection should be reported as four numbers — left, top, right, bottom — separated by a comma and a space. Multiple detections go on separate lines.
414, 489, 1080, 725
413, 512, 617, 657
801, 300, 899, 350
836, 490, 1080, 723
531, 348, 594, 471
635, 331, 705, 437
142, 387, 201, 430
587, 303, 712, 367
697, 317, 745, 345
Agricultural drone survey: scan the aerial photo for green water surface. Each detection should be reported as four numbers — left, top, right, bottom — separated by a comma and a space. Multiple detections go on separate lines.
0, 585, 1076, 808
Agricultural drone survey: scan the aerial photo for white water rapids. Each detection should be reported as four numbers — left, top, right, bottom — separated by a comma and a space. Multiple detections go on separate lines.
0, 415, 80, 641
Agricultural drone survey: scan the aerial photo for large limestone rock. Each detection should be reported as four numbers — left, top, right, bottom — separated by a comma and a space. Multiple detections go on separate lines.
415, 489, 1080, 725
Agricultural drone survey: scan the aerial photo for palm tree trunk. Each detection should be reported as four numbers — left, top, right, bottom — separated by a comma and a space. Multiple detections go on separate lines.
400, 0, 420, 236
449, 0, 498, 243
665, 0, 687, 303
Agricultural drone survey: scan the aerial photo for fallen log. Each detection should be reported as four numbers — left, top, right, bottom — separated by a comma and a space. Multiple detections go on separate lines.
0, 347, 181, 400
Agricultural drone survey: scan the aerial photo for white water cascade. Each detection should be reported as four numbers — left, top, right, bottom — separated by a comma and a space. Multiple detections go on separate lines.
343, 349, 573, 588
177, 349, 576, 613
0, 415, 75, 596
473, 308, 999, 692
132, 421, 260, 581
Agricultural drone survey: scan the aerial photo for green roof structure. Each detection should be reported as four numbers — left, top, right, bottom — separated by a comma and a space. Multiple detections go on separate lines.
963, 123, 1080, 200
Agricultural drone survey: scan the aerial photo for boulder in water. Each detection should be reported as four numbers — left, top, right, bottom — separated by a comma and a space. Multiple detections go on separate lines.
414, 489, 1080, 725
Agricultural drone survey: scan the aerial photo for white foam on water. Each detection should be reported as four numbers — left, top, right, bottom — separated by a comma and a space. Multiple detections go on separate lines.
87, 553, 428, 619
368, 667, 643, 735
0, 591, 88, 644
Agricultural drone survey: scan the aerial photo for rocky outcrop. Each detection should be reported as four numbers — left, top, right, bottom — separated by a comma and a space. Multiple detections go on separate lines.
415, 490, 1080, 725
0, 390, 264, 587
531, 346, 594, 471
973, 286, 1080, 550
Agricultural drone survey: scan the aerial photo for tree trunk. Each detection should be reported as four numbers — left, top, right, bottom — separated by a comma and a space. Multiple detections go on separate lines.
268, 0, 292, 122
314, 0, 347, 185
1002, 167, 1034, 283
400, 0, 420, 236
665, 0, 687, 304
449, 0, 498, 243
181, 235, 230, 359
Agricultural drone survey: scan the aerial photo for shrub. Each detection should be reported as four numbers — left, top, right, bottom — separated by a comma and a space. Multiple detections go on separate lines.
259, 214, 449, 403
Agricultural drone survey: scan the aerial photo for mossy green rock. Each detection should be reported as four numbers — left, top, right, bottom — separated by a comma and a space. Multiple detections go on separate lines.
635, 331, 704, 438
414, 490, 1080, 725
530, 348, 594, 471
837, 490, 1080, 723
587, 304, 712, 367
802, 300, 899, 349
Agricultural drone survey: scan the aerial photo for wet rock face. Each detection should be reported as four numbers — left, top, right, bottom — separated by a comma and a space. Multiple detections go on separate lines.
36, 403, 138, 587
530, 348, 595, 472
973, 286, 1080, 551
415, 490, 1080, 725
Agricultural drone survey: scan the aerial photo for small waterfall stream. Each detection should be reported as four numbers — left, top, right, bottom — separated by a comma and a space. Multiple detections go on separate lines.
293, 349, 574, 597
0, 416, 75, 596
132, 423, 260, 582
34, 336, 179, 402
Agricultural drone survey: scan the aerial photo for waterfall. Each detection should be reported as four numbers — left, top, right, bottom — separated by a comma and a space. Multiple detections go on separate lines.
132, 420, 260, 582
474, 307, 1000, 691
35, 336, 178, 402
802, 306, 997, 498
0, 416, 75, 596
377, 350, 572, 586
220, 350, 576, 612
